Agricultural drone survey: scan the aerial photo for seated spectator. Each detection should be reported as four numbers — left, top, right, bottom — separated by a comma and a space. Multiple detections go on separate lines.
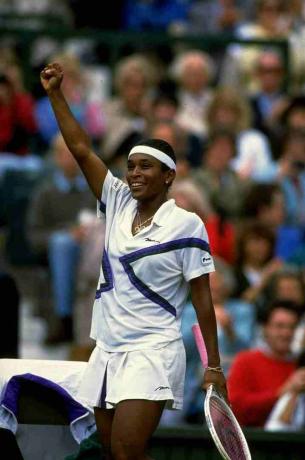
26, 134, 96, 344
279, 95, 305, 134
257, 267, 305, 353
169, 50, 215, 137
147, 81, 203, 167
242, 182, 300, 259
249, 49, 289, 155
232, 221, 283, 302
192, 128, 250, 220
227, 300, 302, 427
205, 86, 275, 182
100, 53, 156, 173
146, 119, 193, 180
265, 348, 305, 431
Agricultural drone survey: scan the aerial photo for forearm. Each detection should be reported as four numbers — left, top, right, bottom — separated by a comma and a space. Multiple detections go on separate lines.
191, 277, 220, 367
279, 393, 299, 424
47, 88, 91, 160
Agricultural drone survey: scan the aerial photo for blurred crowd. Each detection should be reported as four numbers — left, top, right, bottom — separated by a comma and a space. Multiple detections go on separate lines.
1, 0, 305, 432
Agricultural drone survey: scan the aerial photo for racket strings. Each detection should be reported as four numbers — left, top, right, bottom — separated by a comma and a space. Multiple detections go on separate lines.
209, 397, 248, 460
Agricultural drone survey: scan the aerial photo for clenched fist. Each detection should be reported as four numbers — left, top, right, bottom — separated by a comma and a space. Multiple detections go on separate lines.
40, 62, 63, 93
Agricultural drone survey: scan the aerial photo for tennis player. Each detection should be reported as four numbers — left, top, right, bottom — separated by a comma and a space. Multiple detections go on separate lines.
40, 62, 227, 460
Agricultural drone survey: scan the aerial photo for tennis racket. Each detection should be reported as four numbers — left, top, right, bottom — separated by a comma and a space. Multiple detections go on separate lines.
192, 323, 252, 460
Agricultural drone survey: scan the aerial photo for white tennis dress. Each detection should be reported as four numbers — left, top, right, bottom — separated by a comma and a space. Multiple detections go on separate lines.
78, 171, 215, 409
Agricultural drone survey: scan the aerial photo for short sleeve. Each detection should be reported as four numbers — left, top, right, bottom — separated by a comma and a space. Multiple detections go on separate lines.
181, 215, 215, 282
97, 170, 130, 219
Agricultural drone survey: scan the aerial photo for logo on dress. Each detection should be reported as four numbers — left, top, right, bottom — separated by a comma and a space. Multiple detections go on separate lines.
112, 179, 123, 191
155, 386, 170, 391
145, 237, 161, 244
201, 256, 211, 265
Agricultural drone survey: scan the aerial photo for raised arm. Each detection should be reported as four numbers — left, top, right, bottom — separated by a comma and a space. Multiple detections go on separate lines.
40, 62, 108, 200
190, 274, 228, 401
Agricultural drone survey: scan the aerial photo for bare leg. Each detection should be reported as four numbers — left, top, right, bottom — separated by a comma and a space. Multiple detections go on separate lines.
94, 406, 115, 459
110, 399, 165, 460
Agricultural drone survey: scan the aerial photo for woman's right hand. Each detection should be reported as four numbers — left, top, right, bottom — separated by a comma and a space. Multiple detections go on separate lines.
40, 62, 63, 93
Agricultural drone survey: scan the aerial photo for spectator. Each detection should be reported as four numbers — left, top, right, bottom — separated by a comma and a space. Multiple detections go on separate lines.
26, 133, 96, 344
228, 300, 302, 427
257, 267, 305, 353
0, 73, 37, 155
100, 54, 156, 173
279, 95, 305, 135
170, 178, 212, 217
232, 221, 283, 302
265, 348, 305, 431
243, 182, 285, 232
205, 87, 275, 182
220, 0, 292, 92
242, 182, 305, 263
249, 49, 289, 154
192, 128, 248, 220
147, 80, 203, 166
170, 50, 215, 137
146, 119, 192, 180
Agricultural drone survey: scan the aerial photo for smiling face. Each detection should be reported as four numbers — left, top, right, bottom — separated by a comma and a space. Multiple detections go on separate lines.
263, 308, 299, 357
126, 153, 175, 202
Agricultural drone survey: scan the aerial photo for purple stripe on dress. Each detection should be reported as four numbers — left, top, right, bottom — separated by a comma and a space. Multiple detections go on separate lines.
95, 250, 114, 299
121, 238, 210, 264
99, 365, 108, 409
119, 238, 211, 316
121, 259, 176, 316
99, 201, 106, 214
1, 373, 87, 422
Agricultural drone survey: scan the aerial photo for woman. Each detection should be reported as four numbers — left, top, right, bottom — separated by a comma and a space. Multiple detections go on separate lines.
40, 62, 227, 460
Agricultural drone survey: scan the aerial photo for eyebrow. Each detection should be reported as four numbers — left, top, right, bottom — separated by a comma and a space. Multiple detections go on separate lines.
127, 158, 154, 165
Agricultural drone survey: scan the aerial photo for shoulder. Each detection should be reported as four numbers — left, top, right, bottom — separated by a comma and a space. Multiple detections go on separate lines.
232, 349, 263, 366
172, 205, 203, 228
103, 170, 130, 197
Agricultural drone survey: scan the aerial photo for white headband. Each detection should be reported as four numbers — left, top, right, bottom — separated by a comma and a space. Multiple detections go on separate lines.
128, 145, 176, 171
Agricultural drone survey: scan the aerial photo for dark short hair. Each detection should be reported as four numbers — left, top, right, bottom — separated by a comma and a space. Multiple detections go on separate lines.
243, 183, 282, 218
261, 299, 302, 324
135, 138, 177, 168
280, 96, 305, 126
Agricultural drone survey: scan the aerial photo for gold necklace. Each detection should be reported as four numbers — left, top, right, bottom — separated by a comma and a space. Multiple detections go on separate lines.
134, 210, 154, 234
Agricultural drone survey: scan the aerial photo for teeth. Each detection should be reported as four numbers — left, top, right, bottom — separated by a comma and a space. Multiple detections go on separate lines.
132, 183, 142, 186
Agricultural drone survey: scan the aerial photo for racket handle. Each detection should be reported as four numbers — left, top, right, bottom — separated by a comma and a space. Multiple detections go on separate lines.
192, 323, 208, 369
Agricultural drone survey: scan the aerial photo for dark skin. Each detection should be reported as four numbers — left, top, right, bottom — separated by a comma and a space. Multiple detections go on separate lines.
41, 62, 227, 460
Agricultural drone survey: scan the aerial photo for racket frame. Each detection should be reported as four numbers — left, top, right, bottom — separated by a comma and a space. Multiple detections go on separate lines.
204, 384, 252, 460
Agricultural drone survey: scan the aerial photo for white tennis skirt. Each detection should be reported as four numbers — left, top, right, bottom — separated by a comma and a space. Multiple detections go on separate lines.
77, 339, 186, 410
